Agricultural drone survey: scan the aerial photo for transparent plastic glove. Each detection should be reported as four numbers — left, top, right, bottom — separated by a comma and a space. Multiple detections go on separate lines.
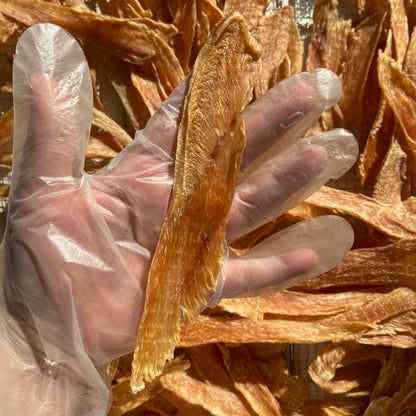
0, 23, 358, 416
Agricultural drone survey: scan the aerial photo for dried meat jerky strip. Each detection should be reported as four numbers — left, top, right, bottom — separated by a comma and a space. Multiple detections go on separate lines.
295, 238, 416, 291
0, 0, 177, 65
337, 12, 385, 148
131, 12, 261, 392
308, 342, 390, 395
218, 344, 288, 416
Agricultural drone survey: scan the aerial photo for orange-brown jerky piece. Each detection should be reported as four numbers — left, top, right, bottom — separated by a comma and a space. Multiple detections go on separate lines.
131, 12, 261, 392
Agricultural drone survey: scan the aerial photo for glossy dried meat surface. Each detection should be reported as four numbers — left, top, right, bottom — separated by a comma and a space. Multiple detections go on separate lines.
130, 12, 261, 392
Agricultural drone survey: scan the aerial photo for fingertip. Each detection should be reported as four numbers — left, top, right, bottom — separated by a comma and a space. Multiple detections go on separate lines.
312, 68, 342, 108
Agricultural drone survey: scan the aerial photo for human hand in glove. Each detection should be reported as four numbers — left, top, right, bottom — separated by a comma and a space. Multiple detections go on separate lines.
0, 23, 357, 415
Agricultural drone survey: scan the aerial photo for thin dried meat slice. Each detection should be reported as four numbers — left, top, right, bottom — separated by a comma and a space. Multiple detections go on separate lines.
181, 288, 416, 347
170, 0, 196, 73
378, 50, 416, 154
216, 290, 383, 321
358, 97, 395, 188
0, 11, 19, 45
147, 26, 185, 95
0, 108, 13, 147
218, 344, 287, 416
295, 238, 416, 291
371, 347, 416, 401
91, 107, 133, 152
186, 344, 235, 390
306, 0, 352, 74
306, 0, 352, 135
372, 137, 407, 204
0, 0, 177, 65
301, 186, 416, 240
389, 0, 409, 65
160, 371, 253, 416
286, 16, 304, 77
109, 357, 190, 416
337, 12, 385, 147
179, 315, 370, 346
293, 398, 369, 416
358, 0, 385, 18
253, 6, 296, 98
131, 12, 261, 392
364, 363, 416, 415
95, 0, 152, 19
253, 355, 308, 411
404, 27, 416, 83
308, 342, 391, 395
223, 0, 269, 30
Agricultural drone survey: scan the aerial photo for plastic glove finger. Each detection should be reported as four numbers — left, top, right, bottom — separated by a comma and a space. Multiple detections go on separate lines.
227, 129, 358, 242
99, 76, 189, 178
11, 23, 92, 193
242, 68, 342, 172
222, 215, 354, 298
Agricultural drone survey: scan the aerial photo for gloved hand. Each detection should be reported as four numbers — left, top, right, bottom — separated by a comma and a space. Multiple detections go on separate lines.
0, 23, 357, 415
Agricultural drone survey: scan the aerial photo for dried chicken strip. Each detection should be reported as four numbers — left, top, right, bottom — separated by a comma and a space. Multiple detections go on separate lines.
378, 50, 416, 153
109, 357, 190, 416
327, 288, 416, 325
171, 0, 196, 73
217, 290, 383, 321
0, 11, 18, 45
131, 13, 261, 392
357, 29, 393, 187
306, 0, 351, 135
160, 371, 253, 416
302, 186, 416, 240
0, 0, 177, 65
95, 0, 152, 19
197, 0, 223, 28
363, 364, 416, 415
0, 108, 13, 147
389, 0, 409, 65
223, 0, 269, 30
372, 138, 407, 204
147, 26, 185, 95
337, 12, 385, 147
286, 16, 304, 77
130, 64, 165, 120
254, 355, 308, 411
219, 344, 287, 416
95, 55, 154, 130
180, 315, 369, 346
92, 107, 132, 151
181, 288, 416, 347
371, 347, 416, 401
253, 6, 297, 98
357, 0, 385, 18
306, 0, 352, 74
358, 97, 395, 187
293, 398, 368, 416
404, 27, 416, 83
308, 342, 390, 395
295, 238, 416, 291
360, 310, 416, 348
186, 344, 235, 390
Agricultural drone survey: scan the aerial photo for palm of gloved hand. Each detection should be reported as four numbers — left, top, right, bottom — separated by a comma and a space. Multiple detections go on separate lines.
2, 23, 357, 416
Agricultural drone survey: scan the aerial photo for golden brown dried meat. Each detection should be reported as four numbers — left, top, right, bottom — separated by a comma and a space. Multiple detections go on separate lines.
131, 12, 261, 392
219, 344, 287, 416
0, 0, 177, 65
